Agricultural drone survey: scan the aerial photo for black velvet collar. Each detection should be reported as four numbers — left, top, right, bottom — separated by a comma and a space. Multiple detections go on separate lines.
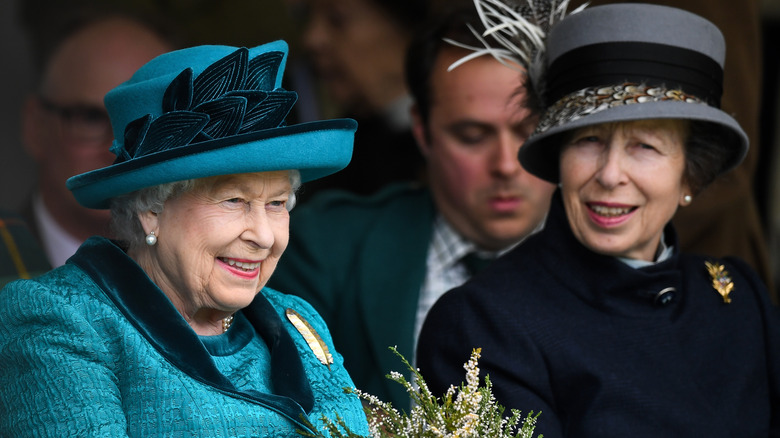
69, 237, 315, 432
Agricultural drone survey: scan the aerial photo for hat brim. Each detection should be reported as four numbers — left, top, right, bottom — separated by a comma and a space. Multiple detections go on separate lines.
67, 118, 356, 209
519, 100, 748, 183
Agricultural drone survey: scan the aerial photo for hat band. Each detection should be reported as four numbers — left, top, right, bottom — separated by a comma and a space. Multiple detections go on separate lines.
535, 82, 706, 135
545, 42, 723, 107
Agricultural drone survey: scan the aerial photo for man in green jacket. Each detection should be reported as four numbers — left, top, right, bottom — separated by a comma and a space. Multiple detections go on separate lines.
269, 8, 555, 408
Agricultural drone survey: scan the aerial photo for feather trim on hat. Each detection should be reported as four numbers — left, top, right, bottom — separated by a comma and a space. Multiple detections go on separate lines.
446, 0, 587, 111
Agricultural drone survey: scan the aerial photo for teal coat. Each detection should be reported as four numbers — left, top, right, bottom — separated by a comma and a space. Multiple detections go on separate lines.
269, 184, 436, 409
0, 237, 368, 437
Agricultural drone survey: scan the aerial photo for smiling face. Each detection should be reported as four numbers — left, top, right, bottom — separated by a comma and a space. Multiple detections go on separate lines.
559, 119, 692, 261
136, 171, 292, 333
413, 49, 555, 251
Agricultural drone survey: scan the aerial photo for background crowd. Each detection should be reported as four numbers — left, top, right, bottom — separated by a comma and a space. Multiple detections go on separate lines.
2, 0, 780, 297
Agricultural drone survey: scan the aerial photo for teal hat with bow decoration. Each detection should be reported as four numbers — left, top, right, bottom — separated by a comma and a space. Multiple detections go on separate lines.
67, 40, 357, 209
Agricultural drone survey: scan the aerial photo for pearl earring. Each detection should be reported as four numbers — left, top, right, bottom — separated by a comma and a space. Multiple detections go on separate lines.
145, 231, 157, 246
683, 195, 692, 204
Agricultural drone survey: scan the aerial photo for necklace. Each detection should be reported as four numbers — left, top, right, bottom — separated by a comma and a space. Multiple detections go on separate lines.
222, 315, 234, 332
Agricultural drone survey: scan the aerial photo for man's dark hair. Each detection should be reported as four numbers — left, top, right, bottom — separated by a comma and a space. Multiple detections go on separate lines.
405, 7, 491, 128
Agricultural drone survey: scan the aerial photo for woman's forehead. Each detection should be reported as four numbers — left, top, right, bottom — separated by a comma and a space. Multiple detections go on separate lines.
569, 119, 691, 141
194, 171, 293, 192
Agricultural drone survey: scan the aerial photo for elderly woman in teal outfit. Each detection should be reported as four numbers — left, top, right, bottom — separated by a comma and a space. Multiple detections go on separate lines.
0, 41, 368, 436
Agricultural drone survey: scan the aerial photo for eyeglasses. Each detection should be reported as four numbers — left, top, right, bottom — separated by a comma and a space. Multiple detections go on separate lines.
37, 96, 113, 143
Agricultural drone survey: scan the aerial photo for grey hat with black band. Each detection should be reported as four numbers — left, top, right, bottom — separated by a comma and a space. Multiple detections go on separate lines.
516, 3, 748, 183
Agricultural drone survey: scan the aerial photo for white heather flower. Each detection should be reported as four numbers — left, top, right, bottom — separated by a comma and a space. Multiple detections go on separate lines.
303, 346, 540, 438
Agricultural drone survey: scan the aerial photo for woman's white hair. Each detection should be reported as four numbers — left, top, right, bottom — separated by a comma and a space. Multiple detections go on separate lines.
110, 170, 302, 249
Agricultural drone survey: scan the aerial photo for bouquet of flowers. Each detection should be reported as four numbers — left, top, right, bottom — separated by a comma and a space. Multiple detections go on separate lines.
299, 347, 541, 438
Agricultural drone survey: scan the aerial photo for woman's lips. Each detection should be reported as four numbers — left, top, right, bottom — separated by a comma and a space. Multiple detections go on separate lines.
586, 202, 636, 227
217, 257, 261, 279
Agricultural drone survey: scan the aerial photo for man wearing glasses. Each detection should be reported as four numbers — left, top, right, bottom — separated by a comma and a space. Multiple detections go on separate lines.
20, 9, 174, 267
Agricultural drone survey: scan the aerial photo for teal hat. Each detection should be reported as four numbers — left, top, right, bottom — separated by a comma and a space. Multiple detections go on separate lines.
67, 40, 357, 209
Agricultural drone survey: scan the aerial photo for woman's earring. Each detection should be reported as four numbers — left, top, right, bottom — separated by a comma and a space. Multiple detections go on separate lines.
683, 194, 692, 205
145, 231, 157, 246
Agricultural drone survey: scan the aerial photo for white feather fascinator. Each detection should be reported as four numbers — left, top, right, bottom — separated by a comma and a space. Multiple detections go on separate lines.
446, 0, 586, 111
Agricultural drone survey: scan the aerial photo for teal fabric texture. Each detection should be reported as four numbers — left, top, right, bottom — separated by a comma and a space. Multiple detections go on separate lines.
269, 183, 435, 409
0, 237, 368, 437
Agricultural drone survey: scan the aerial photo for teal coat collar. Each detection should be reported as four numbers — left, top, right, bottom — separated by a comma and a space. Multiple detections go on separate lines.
69, 237, 315, 431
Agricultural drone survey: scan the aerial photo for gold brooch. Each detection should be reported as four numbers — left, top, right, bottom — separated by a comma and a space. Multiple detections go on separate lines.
705, 261, 734, 304
286, 308, 333, 369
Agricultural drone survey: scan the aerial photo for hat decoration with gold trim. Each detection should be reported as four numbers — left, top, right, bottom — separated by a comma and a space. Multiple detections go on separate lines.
460, 1, 748, 183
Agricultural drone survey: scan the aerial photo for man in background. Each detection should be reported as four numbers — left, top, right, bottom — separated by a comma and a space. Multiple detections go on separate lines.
269, 7, 556, 408
20, 7, 175, 267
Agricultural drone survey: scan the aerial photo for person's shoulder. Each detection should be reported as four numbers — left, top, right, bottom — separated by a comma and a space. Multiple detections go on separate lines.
1, 263, 93, 303
678, 252, 778, 306
260, 286, 317, 314
289, 183, 432, 240
295, 183, 429, 216
0, 207, 50, 286
259, 286, 330, 332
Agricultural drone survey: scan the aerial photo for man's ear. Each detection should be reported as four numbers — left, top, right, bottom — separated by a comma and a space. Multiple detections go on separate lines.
410, 103, 431, 158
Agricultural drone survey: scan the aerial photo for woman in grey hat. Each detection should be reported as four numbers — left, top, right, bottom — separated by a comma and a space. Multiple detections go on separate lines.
417, 3, 780, 436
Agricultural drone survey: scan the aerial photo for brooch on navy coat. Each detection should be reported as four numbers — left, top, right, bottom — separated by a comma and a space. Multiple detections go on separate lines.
705, 261, 734, 304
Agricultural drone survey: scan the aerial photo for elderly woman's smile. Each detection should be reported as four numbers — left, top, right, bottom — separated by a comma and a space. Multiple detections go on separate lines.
134, 170, 293, 334
217, 257, 262, 275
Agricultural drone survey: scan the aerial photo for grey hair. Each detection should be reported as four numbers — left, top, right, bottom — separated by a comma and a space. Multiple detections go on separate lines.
110, 170, 302, 249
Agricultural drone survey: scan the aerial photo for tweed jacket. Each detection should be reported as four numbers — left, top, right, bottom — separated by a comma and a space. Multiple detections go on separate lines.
418, 192, 780, 437
0, 237, 368, 437
269, 184, 435, 409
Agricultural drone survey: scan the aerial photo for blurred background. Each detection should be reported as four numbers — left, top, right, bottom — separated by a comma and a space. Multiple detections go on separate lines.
2, 0, 780, 278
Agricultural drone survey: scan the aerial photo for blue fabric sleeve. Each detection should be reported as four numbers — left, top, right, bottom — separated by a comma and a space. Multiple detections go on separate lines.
0, 279, 129, 437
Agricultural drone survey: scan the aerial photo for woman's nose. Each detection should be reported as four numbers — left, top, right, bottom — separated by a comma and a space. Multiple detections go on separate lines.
242, 211, 275, 249
594, 145, 627, 188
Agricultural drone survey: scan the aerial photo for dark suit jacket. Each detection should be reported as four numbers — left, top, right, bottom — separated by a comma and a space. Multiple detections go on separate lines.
418, 192, 780, 437
269, 184, 435, 408
0, 208, 50, 288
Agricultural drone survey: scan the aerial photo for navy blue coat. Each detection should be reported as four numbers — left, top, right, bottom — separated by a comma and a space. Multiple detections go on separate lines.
417, 192, 780, 437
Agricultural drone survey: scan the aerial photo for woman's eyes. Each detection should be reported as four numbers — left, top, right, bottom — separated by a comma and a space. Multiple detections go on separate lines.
220, 197, 245, 207
570, 135, 601, 146
571, 136, 658, 151
219, 196, 288, 210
